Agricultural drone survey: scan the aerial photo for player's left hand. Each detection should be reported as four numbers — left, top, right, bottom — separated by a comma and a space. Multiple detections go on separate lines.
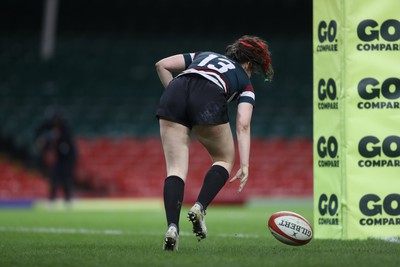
229, 166, 249, 193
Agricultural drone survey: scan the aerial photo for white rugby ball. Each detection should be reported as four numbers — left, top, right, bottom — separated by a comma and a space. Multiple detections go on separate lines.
268, 211, 313, 246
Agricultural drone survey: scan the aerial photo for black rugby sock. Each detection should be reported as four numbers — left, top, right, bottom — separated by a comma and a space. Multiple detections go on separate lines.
163, 175, 184, 233
196, 165, 229, 210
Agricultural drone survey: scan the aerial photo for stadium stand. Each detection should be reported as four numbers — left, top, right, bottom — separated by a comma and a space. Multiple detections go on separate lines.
0, 33, 313, 202
0, 137, 312, 203
0, 158, 47, 200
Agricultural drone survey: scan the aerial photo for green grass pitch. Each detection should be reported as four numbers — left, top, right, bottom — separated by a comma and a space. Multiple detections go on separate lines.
0, 198, 399, 267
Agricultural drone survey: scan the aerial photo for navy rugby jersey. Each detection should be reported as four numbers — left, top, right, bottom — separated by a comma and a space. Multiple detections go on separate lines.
179, 51, 255, 106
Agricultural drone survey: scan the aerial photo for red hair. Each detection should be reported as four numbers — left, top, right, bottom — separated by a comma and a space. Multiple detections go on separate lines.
225, 35, 274, 81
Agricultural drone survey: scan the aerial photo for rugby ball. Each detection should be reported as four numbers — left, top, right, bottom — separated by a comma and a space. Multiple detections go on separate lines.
268, 211, 313, 246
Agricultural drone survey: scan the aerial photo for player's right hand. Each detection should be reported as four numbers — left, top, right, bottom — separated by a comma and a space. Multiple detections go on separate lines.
229, 166, 249, 193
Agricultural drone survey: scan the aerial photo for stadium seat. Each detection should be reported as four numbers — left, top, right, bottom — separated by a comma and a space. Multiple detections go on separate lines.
71, 137, 313, 201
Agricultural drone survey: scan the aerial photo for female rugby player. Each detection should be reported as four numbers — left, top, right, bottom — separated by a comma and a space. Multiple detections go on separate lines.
155, 35, 274, 251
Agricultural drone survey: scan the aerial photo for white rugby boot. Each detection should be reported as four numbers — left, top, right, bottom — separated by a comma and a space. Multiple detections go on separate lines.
188, 203, 207, 241
163, 225, 179, 251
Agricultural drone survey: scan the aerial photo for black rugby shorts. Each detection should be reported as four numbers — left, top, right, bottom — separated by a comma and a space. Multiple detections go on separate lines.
156, 74, 229, 129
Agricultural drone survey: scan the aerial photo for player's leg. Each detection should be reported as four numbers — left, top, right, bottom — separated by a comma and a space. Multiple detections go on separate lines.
188, 122, 235, 240
194, 122, 235, 207
49, 170, 58, 202
159, 118, 190, 250
160, 119, 190, 180
61, 169, 74, 209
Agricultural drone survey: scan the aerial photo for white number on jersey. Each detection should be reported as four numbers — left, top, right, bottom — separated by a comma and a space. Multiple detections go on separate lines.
197, 54, 236, 73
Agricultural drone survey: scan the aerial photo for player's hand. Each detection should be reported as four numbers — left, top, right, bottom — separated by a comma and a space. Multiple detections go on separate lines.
229, 166, 249, 193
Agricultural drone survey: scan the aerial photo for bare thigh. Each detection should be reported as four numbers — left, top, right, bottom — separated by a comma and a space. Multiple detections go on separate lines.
159, 119, 191, 181
193, 123, 235, 174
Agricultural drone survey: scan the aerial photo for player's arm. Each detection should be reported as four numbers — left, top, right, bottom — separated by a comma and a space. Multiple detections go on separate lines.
155, 53, 194, 88
229, 102, 253, 192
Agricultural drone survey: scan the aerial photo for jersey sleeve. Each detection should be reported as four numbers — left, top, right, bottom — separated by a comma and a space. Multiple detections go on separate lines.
238, 85, 256, 106
183, 53, 193, 69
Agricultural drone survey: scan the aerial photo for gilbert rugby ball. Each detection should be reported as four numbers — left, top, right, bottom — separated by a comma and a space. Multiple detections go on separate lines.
268, 211, 313, 246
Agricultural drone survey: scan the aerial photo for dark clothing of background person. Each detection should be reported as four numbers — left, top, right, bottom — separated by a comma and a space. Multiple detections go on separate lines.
35, 107, 77, 204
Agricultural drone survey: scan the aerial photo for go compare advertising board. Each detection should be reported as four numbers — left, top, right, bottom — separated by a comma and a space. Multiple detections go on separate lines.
313, 0, 400, 239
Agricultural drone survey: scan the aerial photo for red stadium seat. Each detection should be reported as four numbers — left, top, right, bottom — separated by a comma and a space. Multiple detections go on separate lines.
0, 137, 313, 201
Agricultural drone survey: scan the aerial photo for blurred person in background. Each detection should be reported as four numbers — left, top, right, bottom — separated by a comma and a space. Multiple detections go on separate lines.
34, 106, 78, 209
155, 35, 274, 251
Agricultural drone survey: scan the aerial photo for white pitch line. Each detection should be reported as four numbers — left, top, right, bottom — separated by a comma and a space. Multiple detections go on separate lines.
0, 226, 260, 239
0, 226, 122, 235
381, 237, 400, 243
216, 233, 260, 238
178, 231, 260, 238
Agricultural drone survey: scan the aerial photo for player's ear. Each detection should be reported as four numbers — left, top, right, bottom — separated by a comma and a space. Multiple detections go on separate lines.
242, 62, 252, 76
